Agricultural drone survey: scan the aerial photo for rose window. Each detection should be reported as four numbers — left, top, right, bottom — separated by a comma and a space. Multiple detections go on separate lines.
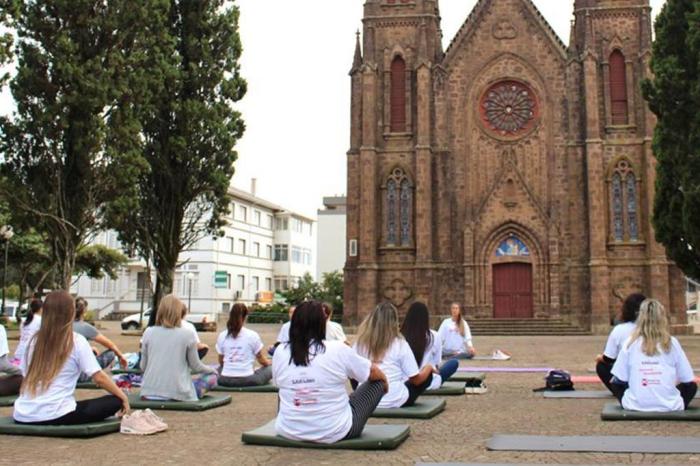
480, 81, 538, 138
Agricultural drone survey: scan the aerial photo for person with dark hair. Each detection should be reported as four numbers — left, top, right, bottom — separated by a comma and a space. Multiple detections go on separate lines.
596, 293, 646, 393
0, 322, 22, 396
13, 299, 43, 363
267, 305, 296, 356
72, 297, 128, 380
273, 301, 388, 443
401, 302, 459, 391
354, 302, 434, 408
322, 302, 348, 343
216, 303, 272, 387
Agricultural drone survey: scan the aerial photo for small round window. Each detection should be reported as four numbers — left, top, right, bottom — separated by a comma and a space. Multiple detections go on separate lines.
480, 80, 539, 139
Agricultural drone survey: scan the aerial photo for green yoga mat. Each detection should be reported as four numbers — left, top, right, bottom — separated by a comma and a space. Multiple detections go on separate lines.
76, 382, 100, 390
0, 416, 120, 437
0, 395, 17, 407
242, 420, 410, 450
448, 372, 486, 383
372, 398, 446, 419
111, 368, 142, 375
423, 382, 465, 396
212, 384, 278, 393
128, 394, 231, 411
602, 403, 700, 421
487, 433, 700, 454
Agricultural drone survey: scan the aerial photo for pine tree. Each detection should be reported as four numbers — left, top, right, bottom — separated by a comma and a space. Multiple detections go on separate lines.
643, 0, 700, 280
106, 0, 246, 313
0, 1, 159, 288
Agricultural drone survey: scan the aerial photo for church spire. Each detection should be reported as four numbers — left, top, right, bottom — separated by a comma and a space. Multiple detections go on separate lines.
351, 30, 362, 74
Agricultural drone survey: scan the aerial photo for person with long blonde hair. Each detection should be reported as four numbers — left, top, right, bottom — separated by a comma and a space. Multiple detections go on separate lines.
12, 291, 129, 425
438, 302, 476, 359
611, 299, 697, 411
354, 302, 434, 408
140, 295, 217, 401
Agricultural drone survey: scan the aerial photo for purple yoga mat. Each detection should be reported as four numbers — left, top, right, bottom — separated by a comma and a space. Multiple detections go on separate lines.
457, 367, 554, 373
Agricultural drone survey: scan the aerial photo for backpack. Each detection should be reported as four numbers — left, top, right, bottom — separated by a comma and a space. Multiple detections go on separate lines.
533, 369, 574, 392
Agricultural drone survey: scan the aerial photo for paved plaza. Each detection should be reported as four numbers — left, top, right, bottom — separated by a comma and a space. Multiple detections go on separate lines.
2, 322, 699, 465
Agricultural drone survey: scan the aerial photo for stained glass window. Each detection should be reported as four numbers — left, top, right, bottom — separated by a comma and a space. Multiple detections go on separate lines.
612, 173, 624, 241
626, 173, 638, 241
387, 179, 397, 245
400, 179, 411, 246
385, 168, 412, 247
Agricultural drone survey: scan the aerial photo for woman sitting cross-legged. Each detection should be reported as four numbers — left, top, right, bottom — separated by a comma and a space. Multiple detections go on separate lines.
140, 295, 217, 401
401, 301, 459, 391
354, 302, 434, 409
13, 291, 129, 425
0, 323, 22, 396
273, 301, 388, 443
216, 303, 272, 387
595, 293, 646, 393
438, 302, 476, 360
611, 299, 697, 412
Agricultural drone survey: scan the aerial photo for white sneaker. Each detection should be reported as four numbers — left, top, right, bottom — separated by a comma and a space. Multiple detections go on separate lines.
464, 383, 489, 394
120, 411, 159, 435
492, 349, 511, 361
140, 409, 168, 432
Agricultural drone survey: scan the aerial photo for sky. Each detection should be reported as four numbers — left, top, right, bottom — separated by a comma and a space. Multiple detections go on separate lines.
0, 0, 668, 219
232, 0, 667, 218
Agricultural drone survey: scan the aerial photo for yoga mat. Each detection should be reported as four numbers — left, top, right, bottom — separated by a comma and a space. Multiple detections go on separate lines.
76, 382, 100, 390
0, 395, 17, 407
602, 403, 700, 421
423, 382, 465, 396
487, 433, 700, 453
372, 399, 446, 419
448, 372, 486, 382
543, 390, 612, 399
571, 376, 603, 384
128, 394, 231, 411
242, 420, 410, 450
0, 416, 120, 438
471, 356, 510, 361
212, 384, 278, 393
457, 367, 553, 373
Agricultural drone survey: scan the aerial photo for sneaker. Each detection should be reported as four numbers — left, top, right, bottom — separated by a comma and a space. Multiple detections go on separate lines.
492, 349, 511, 361
120, 411, 159, 435
140, 409, 168, 432
464, 382, 488, 394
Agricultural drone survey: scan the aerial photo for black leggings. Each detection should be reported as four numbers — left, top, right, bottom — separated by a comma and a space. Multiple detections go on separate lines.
402, 373, 433, 407
596, 358, 615, 393
17, 395, 122, 425
611, 381, 698, 410
0, 375, 22, 396
344, 380, 385, 439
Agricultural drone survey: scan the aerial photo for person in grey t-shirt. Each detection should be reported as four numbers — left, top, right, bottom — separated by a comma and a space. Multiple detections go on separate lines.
73, 298, 128, 381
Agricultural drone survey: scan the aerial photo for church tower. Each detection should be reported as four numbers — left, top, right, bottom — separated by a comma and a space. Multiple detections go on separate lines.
570, 0, 687, 332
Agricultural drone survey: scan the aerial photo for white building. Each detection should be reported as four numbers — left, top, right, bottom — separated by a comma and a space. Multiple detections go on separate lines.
317, 196, 346, 278
71, 183, 316, 317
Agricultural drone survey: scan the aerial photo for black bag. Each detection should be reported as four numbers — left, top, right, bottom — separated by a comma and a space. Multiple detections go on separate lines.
533, 369, 574, 392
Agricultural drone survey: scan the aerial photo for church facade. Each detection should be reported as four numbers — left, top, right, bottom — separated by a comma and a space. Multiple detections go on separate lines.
344, 0, 688, 333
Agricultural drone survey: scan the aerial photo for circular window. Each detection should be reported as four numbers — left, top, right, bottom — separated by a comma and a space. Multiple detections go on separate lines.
480, 80, 539, 139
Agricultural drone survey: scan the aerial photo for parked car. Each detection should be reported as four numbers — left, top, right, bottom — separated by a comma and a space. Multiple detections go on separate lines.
0, 301, 25, 322
121, 308, 217, 332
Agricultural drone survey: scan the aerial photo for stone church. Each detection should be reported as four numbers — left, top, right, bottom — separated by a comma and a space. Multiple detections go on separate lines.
343, 0, 688, 333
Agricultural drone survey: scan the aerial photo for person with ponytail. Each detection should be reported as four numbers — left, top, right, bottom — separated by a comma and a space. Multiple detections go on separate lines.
13, 299, 43, 363
354, 302, 434, 408
273, 301, 388, 443
401, 302, 459, 391
216, 303, 272, 387
611, 299, 697, 412
140, 295, 217, 401
596, 293, 646, 393
13, 291, 129, 425
438, 302, 476, 359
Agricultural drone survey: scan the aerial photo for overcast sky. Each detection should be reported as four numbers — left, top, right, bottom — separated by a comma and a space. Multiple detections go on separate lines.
232, 0, 666, 218
0, 1, 667, 219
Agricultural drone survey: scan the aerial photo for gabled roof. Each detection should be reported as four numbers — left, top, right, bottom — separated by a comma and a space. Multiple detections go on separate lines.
443, 0, 567, 66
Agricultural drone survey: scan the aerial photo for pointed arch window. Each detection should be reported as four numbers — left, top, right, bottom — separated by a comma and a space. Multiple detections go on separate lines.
385, 168, 413, 247
390, 56, 407, 132
609, 159, 640, 242
609, 50, 628, 125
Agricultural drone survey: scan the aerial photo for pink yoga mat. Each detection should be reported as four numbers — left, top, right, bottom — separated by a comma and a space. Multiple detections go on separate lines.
572, 375, 700, 384
457, 367, 554, 373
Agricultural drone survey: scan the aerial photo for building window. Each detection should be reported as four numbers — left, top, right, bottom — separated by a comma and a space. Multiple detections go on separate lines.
275, 218, 288, 231
274, 278, 289, 291
237, 238, 246, 255
254, 210, 261, 226
274, 244, 288, 261
226, 237, 234, 253
291, 246, 302, 263
266, 244, 273, 259
237, 205, 247, 222
609, 50, 628, 125
265, 277, 272, 291
237, 274, 245, 291
384, 167, 413, 246
610, 159, 639, 242
252, 276, 259, 291
303, 249, 312, 265
291, 218, 303, 233
253, 242, 260, 257
266, 214, 273, 229
390, 55, 406, 132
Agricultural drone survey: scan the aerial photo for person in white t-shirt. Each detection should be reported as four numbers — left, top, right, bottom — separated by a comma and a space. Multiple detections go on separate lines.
611, 299, 697, 412
273, 301, 388, 443
354, 302, 434, 408
438, 302, 476, 359
596, 293, 645, 393
13, 299, 43, 363
267, 305, 296, 356
13, 291, 129, 425
0, 323, 22, 396
216, 303, 272, 387
322, 302, 348, 344
400, 302, 459, 391
181, 306, 210, 360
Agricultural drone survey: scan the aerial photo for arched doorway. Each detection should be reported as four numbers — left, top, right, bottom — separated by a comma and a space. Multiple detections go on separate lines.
492, 236, 533, 319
